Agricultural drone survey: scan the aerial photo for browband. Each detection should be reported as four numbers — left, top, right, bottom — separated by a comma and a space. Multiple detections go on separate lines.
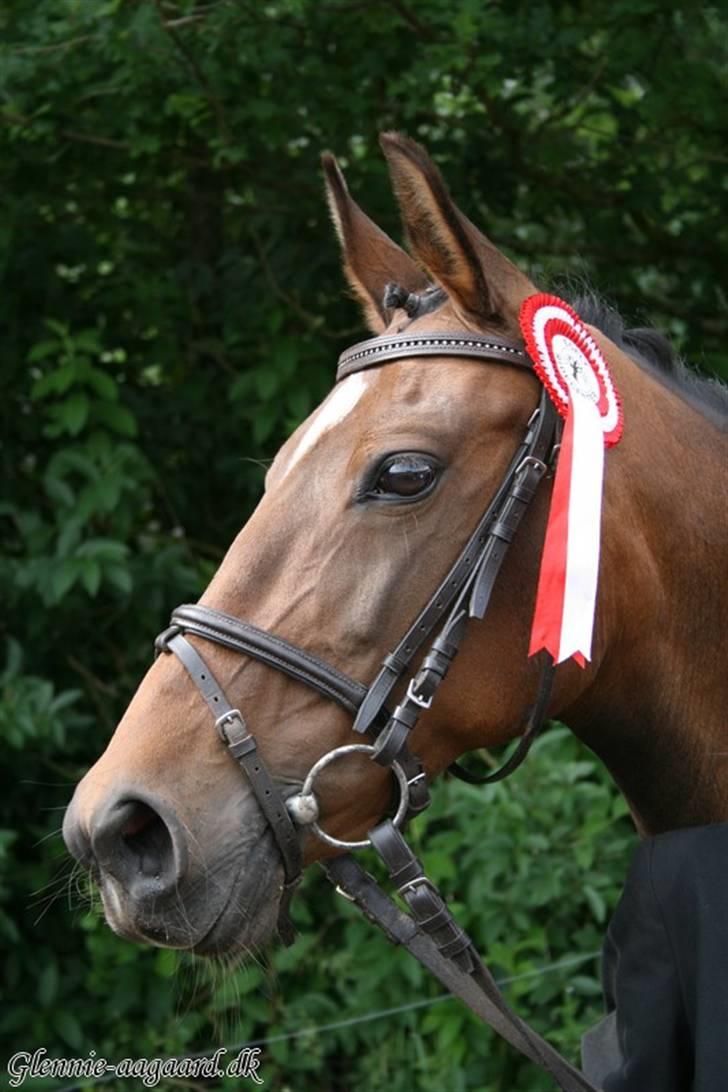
336, 331, 531, 381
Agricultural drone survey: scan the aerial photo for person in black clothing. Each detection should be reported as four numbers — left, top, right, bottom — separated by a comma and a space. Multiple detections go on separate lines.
581, 823, 728, 1091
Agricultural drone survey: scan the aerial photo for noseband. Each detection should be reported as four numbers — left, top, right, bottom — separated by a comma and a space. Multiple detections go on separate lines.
154, 331, 598, 1091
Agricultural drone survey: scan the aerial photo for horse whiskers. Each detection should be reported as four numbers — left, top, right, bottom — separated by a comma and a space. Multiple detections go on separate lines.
32, 825, 65, 848
175, 814, 225, 911
19, 779, 76, 788
171, 884, 198, 949
29, 858, 75, 899
32, 875, 85, 925
29, 859, 95, 924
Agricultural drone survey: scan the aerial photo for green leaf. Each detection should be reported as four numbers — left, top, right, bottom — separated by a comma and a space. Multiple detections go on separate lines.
571, 974, 603, 997
37, 961, 58, 1005
27, 338, 60, 364
84, 367, 119, 401
52, 1009, 84, 1050
80, 559, 102, 596
106, 565, 133, 595
56, 518, 83, 556
583, 884, 607, 924
59, 392, 90, 436
31, 362, 78, 399
49, 560, 79, 602
92, 400, 137, 436
1, 638, 23, 682
44, 474, 75, 508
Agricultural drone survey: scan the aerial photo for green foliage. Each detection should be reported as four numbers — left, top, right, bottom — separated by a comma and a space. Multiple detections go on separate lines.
0, 1, 724, 1089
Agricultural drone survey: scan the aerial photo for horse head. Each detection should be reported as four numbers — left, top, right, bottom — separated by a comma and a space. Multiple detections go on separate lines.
62, 133, 727, 958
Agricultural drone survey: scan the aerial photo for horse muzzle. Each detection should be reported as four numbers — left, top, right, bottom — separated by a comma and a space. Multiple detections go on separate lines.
63, 783, 284, 953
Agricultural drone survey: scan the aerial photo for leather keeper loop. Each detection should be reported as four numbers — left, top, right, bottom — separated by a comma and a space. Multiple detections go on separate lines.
392, 701, 421, 731
438, 930, 473, 961
154, 624, 181, 656
392, 860, 426, 888
372, 719, 411, 766
511, 476, 539, 503
383, 652, 407, 674
406, 780, 431, 815
490, 519, 516, 543
411, 667, 439, 700
417, 905, 453, 934
418, 648, 452, 683
227, 735, 257, 760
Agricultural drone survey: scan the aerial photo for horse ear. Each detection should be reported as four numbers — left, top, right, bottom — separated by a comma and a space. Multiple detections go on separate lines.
322, 152, 430, 333
379, 132, 536, 329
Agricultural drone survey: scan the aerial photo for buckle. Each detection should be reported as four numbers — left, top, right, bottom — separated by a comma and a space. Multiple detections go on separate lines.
398, 874, 437, 898
548, 442, 561, 472
215, 708, 247, 744
406, 678, 433, 709
515, 454, 547, 478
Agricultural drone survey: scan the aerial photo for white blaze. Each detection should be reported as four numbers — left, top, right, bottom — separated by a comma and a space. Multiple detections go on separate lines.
282, 372, 368, 476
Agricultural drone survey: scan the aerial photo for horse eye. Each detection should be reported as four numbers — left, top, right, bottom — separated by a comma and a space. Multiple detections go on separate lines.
370, 455, 439, 500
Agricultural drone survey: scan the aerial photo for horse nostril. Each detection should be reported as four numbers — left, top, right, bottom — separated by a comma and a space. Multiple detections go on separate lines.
89, 794, 187, 896
120, 802, 157, 840
119, 802, 171, 878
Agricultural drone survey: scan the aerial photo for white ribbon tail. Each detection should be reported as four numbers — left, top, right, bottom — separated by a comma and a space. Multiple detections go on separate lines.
557, 397, 604, 663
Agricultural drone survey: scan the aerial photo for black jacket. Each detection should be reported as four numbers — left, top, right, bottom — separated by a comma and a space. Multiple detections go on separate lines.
581, 823, 728, 1091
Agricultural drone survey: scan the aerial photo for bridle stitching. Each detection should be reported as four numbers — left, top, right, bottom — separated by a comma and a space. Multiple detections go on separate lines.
169, 617, 363, 713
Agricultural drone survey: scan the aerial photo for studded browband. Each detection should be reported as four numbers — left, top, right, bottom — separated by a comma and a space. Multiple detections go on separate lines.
336, 330, 531, 381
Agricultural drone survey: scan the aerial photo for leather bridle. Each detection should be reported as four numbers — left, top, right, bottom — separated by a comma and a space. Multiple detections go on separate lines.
154, 330, 600, 1092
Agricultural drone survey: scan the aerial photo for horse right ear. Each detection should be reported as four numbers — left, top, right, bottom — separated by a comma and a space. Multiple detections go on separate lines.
379, 132, 537, 333
322, 153, 430, 333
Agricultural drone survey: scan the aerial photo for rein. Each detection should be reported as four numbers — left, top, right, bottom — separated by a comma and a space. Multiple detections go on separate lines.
155, 330, 600, 1091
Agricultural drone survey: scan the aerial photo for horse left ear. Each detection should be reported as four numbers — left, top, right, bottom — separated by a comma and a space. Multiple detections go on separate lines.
322, 152, 430, 333
379, 132, 537, 331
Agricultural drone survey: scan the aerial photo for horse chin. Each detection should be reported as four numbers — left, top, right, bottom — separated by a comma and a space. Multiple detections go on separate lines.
99, 829, 285, 958
191, 836, 284, 957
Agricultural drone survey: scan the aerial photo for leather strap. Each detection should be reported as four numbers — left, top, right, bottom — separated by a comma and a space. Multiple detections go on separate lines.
167, 604, 367, 715
369, 822, 477, 972
160, 633, 302, 910
337, 331, 531, 381
324, 853, 600, 1092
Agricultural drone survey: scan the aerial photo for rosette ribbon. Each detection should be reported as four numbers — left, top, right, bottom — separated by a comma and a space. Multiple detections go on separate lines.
520, 295, 623, 667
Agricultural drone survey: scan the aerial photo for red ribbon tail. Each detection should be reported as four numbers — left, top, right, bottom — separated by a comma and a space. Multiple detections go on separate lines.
528, 406, 575, 661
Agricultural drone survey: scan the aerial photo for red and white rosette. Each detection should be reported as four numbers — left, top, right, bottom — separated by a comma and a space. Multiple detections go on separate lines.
520, 294, 623, 667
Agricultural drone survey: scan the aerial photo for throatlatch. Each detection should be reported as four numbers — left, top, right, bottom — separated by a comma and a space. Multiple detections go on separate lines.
156, 326, 602, 1092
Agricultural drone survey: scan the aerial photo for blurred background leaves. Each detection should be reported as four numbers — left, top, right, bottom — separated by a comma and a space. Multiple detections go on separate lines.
1, 1, 725, 1089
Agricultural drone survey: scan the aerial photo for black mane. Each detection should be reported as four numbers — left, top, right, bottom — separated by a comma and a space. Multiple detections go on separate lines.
571, 292, 728, 430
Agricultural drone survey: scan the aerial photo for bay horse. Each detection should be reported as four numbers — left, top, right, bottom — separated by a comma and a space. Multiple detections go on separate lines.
63, 133, 727, 1086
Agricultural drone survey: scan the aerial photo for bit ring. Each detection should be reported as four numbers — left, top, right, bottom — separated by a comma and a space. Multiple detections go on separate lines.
286, 743, 410, 849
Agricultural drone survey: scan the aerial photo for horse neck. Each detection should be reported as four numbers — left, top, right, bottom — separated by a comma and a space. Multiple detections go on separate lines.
565, 365, 728, 835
